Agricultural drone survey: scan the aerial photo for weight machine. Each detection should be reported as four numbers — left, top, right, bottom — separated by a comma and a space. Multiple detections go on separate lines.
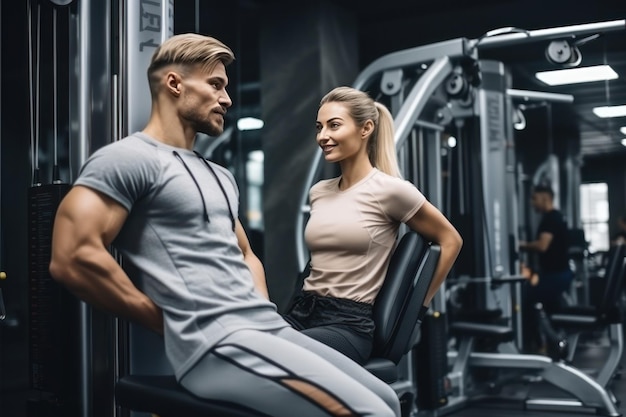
295, 18, 625, 417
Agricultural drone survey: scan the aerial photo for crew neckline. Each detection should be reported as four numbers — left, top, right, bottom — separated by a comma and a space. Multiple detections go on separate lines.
335, 168, 378, 193
134, 131, 197, 157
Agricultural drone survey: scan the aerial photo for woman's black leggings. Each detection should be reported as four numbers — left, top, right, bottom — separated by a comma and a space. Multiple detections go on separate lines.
284, 291, 375, 365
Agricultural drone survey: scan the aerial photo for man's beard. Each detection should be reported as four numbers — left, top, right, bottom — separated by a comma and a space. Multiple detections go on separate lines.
192, 117, 224, 137
197, 123, 223, 137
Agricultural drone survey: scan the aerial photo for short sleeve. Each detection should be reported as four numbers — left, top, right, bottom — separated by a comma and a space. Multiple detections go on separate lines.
74, 140, 159, 211
376, 177, 426, 223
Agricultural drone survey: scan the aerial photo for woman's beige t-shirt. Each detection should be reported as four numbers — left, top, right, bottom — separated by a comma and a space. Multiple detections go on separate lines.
303, 168, 426, 304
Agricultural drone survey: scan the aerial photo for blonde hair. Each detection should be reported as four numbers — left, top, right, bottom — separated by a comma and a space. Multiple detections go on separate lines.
320, 86, 401, 178
147, 33, 235, 95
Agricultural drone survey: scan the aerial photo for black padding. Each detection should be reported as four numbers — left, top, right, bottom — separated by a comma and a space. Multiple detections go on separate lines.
550, 243, 626, 328
372, 232, 440, 363
373, 232, 428, 350
116, 231, 441, 415
115, 375, 268, 417
449, 321, 515, 342
549, 313, 598, 329
597, 244, 626, 314
364, 358, 399, 383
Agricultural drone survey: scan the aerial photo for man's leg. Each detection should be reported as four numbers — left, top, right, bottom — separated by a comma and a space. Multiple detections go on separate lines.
278, 326, 400, 415
180, 328, 399, 417
539, 270, 574, 314
522, 283, 542, 352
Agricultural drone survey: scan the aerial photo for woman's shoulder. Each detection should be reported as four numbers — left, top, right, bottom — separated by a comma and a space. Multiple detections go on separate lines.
369, 169, 418, 191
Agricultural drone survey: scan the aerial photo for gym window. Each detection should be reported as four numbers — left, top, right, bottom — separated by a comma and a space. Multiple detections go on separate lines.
579, 182, 610, 253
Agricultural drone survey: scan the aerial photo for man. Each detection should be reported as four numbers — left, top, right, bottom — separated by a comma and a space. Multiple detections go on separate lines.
49, 33, 399, 417
519, 184, 573, 353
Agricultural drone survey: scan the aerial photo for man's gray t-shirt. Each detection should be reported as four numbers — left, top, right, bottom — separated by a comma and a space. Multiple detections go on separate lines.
74, 132, 287, 379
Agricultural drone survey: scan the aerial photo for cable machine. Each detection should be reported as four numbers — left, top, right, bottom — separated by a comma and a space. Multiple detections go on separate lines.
295, 18, 625, 417
25, 1, 172, 416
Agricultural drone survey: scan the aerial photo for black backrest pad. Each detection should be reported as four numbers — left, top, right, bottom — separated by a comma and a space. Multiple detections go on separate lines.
600, 243, 626, 310
372, 231, 441, 363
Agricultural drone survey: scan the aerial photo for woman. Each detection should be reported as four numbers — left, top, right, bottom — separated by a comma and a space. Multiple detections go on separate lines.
284, 86, 463, 364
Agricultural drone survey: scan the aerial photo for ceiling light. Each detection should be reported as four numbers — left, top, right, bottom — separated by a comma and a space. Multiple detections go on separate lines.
620, 127, 626, 135
621, 138, 626, 147
592, 105, 626, 118
535, 64, 618, 86
447, 136, 457, 148
237, 117, 264, 131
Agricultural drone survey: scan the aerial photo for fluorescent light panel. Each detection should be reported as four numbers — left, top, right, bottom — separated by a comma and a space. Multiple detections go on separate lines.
620, 126, 626, 135
535, 64, 618, 86
593, 105, 626, 118
621, 138, 626, 147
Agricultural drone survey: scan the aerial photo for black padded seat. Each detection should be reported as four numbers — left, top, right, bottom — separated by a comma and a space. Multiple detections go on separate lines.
449, 321, 515, 343
116, 231, 441, 416
115, 375, 266, 417
455, 308, 503, 322
550, 243, 626, 330
363, 358, 399, 383
550, 307, 623, 330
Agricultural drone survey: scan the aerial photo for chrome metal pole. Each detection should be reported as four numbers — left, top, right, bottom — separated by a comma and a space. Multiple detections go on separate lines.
507, 88, 574, 104
471, 19, 625, 50
76, 2, 93, 415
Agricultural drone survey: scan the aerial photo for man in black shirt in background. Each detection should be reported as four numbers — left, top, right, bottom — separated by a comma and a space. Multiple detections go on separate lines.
519, 184, 574, 353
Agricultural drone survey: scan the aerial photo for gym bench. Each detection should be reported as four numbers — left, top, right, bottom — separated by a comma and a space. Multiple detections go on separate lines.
447, 320, 620, 416
549, 242, 626, 389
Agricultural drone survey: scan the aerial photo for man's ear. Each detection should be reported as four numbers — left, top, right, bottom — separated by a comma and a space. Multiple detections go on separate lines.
165, 71, 182, 97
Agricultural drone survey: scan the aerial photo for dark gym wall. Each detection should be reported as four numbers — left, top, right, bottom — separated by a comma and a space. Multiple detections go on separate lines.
259, 1, 358, 310
1, 0, 31, 413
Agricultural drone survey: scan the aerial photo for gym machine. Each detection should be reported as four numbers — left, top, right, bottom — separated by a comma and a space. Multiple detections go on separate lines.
25, 1, 173, 416
296, 18, 625, 417
440, 74, 620, 416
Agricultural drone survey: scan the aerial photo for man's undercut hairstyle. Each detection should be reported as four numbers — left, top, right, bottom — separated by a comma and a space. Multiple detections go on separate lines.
147, 33, 235, 95
533, 184, 554, 199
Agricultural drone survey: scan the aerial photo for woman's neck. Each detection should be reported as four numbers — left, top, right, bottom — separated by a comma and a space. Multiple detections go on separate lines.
338, 160, 374, 191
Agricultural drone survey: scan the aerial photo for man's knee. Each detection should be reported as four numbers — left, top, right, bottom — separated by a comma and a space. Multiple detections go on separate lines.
377, 384, 401, 417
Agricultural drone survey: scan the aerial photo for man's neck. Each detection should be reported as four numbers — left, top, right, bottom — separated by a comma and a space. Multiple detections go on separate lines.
142, 118, 196, 150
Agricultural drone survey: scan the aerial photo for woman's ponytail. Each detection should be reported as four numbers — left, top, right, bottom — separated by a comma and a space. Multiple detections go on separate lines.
372, 102, 401, 178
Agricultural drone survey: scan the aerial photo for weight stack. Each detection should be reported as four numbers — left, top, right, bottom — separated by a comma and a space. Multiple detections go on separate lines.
415, 312, 449, 410
27, 183, 80, 417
